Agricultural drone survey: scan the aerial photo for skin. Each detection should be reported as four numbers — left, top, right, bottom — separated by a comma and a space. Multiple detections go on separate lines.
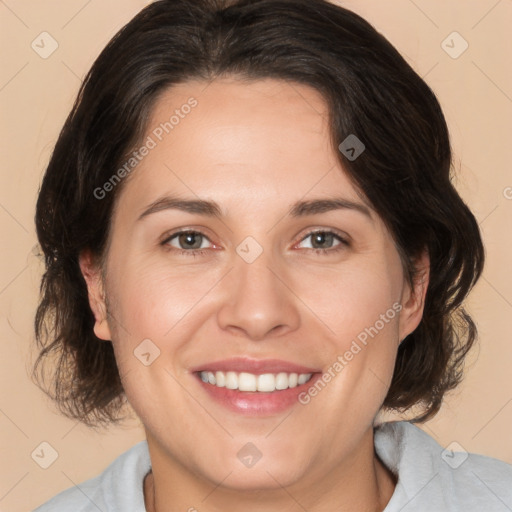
80, 77, 429, 512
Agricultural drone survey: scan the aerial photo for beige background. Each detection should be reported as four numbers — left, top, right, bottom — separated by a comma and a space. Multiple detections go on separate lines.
1, 0, 511, 510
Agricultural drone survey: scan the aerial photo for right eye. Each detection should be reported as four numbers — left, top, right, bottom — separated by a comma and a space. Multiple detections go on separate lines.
161, 230, 215, 257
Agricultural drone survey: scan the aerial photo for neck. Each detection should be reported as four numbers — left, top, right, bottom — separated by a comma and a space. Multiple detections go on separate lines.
143, 427, 397, 512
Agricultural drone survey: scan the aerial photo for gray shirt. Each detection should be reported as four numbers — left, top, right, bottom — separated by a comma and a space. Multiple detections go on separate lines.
33, 420, 512, 511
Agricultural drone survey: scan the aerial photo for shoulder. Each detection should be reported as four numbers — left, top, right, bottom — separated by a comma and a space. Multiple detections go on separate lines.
375, 420, 512, 511
33, 440, 151, 512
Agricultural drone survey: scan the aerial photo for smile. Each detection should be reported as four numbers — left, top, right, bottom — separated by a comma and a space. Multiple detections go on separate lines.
199, 370, 314, 392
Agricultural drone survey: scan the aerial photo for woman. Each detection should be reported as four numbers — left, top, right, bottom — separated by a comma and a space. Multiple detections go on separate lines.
32, 0, 512, 510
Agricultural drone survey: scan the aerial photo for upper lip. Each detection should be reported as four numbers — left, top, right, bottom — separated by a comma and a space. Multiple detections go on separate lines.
189, 357, 322, 375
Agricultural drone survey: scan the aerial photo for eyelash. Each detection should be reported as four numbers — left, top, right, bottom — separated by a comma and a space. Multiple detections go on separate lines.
160, 229, 350, 258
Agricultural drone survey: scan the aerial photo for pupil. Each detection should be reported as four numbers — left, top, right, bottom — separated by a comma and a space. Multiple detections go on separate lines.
313, 232, 332, 249
181, 232, 201, 249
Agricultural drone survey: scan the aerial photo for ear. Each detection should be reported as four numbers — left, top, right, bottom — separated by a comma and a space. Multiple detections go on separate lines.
79, 249, 112, 341
398, 249, 430, 343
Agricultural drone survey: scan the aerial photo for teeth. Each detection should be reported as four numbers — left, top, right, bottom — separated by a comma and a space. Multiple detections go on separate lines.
225, 371, 238, 390
215, 371, 225, 387
257, 373, 275, 392
199, 370, 313, 392
297, 373, 310, 385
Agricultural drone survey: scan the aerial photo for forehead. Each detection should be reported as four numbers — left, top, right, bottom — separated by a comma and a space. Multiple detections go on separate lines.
115, 77, 368, 219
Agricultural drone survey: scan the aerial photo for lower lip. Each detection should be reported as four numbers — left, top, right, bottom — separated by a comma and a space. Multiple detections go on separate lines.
193, 372, 322, 416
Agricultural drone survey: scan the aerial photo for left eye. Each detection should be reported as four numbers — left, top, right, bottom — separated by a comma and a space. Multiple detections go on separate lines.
296, 230, 347, 251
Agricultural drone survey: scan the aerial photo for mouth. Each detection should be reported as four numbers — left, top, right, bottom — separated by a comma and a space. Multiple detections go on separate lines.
190, 357, 323, 416
197, 370, 314, 392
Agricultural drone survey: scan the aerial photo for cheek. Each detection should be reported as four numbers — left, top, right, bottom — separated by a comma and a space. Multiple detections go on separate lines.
337, 259, 402, 374
294, 255, 402, 404
294, 255, 402, 342
105, 256, 227, 350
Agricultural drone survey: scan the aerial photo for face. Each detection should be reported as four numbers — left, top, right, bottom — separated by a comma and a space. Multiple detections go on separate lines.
81, 77, 427, 492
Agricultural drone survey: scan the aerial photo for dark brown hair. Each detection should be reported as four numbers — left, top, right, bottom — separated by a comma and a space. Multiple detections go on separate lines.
33, 0, 484, 426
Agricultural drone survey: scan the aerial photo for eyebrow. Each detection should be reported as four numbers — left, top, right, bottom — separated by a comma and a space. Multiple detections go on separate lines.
137, 195, 373, 222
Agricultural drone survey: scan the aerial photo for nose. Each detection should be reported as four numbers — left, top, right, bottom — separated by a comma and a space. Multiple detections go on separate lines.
216, 247, 301, 341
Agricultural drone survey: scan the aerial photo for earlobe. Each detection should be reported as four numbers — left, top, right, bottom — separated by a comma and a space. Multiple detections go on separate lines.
398, 250, 430, 342
78, 249, 112, 341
